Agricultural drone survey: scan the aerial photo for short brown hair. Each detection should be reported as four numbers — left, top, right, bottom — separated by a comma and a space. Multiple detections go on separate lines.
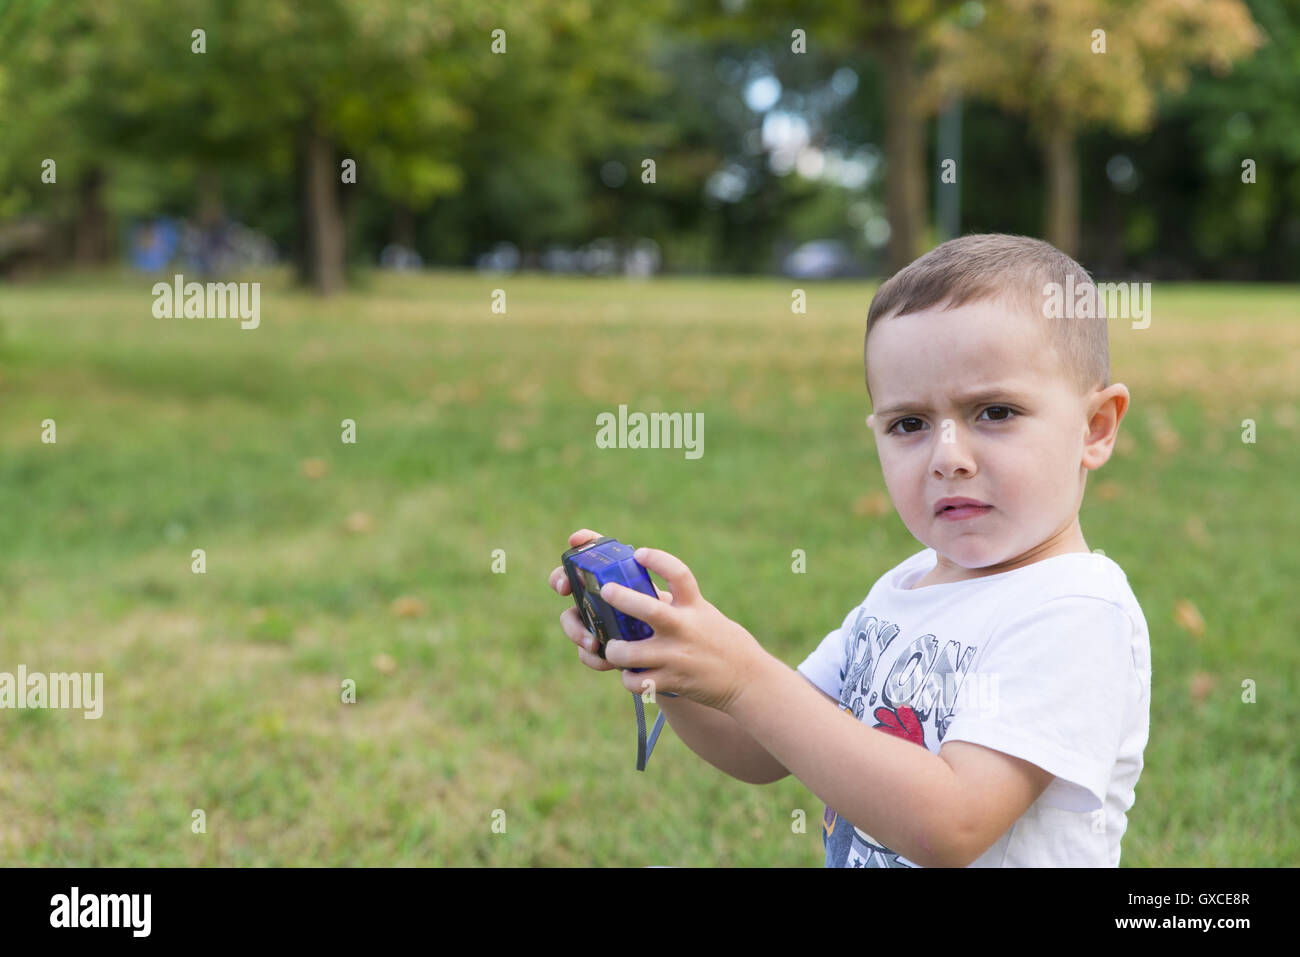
864, 233, 1109, 399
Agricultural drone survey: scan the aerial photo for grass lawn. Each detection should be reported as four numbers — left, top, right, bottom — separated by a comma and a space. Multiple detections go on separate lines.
0, 266, 1296, 865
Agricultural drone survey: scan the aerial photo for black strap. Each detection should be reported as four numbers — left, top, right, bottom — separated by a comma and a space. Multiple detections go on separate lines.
634, 692, 672, 771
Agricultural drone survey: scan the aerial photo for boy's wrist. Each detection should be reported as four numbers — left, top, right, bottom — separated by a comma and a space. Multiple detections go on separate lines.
721, 643, 781, 719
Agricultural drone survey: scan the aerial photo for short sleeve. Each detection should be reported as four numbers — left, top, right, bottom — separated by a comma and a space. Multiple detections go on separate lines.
942, 596, 1137, 812
797, 604, 860, 703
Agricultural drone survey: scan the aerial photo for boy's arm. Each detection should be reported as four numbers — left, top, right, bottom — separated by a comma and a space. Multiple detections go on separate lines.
935, 740, 1055, 865
727, 650, 1054, 867
655, 675, 834, 785
656, 693, 789, 784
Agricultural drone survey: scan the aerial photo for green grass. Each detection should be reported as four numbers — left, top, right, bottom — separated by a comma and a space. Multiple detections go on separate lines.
0, 266, 1296, 865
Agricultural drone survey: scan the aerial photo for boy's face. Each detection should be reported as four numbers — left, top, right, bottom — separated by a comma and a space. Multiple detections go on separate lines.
865, 297, 1109, 574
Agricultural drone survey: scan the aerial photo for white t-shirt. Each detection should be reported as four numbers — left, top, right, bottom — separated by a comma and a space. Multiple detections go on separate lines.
797, 546, 1151, 867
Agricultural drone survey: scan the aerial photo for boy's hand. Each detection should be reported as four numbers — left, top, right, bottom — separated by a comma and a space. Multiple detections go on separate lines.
549, 529, 674, 673
596, 545, 769, 714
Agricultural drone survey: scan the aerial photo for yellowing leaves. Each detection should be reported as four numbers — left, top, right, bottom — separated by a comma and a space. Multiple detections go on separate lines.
1173, 599, 1206, 638
496, 429, 524, 452
853, 492, 893, 517
1146, 407, 1182, 454
1188, 671, 1215, 705
344, 511, 374, 534
930, 0, 1262, 137
389, 596, 426, 618
1095, 480, 1123, 502
1184, 516, 1211, 548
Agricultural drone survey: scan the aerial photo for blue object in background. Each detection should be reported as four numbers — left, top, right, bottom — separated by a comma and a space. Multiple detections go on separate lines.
781, 239, 856, 279
127, 217, 179, 271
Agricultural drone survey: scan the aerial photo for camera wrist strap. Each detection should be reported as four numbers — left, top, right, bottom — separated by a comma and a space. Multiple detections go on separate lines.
633, 692, 675, 771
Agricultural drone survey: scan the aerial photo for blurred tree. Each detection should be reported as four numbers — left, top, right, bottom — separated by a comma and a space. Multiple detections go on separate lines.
692, 0, 960, 274
1175, 0, 1300, 276
116, 0, 482, 294
0, 2, 121, 263
417, 16, 879, 275
422, 0, 678, 267
1, 0, 669, 293
3, 0, 1290, 281
932, 0, 1261, 257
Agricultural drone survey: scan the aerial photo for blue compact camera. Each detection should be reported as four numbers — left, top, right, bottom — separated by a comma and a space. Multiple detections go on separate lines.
561, 537, 659, 671
561, 535, 676, 770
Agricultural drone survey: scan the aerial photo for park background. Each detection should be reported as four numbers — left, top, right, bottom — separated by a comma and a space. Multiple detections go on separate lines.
0, 0, 1296, 865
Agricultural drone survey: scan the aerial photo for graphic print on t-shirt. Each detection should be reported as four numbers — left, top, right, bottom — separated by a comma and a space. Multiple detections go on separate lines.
822, 606, 978, 868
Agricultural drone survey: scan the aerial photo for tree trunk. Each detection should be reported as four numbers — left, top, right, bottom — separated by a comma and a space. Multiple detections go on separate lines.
294, 129, 311, 282
197, 167, 224, 229
73, 167, 109, 265
879, 27, 927, 275
1043, 124, 1079, 257
391, 202, 416, 248
298, 120, 345, 295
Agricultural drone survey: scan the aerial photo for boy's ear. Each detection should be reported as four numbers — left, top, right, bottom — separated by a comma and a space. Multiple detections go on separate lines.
1082, 384, 1130, 470
866, 413, 876, 429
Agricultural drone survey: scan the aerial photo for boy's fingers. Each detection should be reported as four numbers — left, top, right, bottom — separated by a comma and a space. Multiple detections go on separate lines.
632, 547, 701, 605
561, 609, 612, 667
555, 530, 604, 594
550, 565, 571, 595
598, 582, 673, 630
560, 607, 594, 646
577, 644, 616, 671
604, 638, 659, 673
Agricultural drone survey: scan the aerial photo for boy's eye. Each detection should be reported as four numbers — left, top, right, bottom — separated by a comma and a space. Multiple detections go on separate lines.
887, 417, 925, 434
886, 407, 1017, 434
979, 406, 1016, 422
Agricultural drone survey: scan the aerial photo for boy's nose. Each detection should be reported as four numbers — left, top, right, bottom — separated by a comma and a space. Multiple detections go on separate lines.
928, 422, 977, 477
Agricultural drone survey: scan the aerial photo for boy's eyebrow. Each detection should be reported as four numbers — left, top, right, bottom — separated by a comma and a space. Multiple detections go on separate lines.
873, 388, 1031, 417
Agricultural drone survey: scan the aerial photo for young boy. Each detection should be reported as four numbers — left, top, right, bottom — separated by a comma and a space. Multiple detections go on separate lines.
550, 233, 1150, 867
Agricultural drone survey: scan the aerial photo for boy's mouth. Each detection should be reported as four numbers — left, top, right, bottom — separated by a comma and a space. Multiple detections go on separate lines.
937, 505, 992, 521
934, 497, 992, 520
934, 496, 991, 515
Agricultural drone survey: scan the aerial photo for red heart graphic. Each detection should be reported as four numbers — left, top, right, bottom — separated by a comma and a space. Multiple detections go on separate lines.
873, 705, 925, 748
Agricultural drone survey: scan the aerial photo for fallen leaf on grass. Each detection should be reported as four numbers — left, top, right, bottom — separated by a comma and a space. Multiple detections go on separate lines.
853, 492, 892, 517
344, 511, 373, 534
1095, 480, 1122, 502
1188, 671, 1215, 704
1173, 599, 1205, 638
1185, 516, 1210, 548
496, 429, 524, 452
390, 596, 426, 618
